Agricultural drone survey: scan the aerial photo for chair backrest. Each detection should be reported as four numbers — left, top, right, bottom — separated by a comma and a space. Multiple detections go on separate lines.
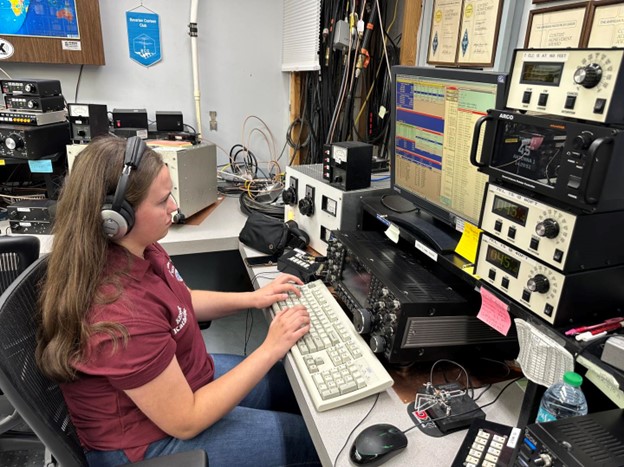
0, 235, 40, 294
0, 256, 88, 467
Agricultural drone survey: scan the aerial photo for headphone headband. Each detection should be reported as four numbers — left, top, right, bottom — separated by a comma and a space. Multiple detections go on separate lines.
101, 136, 147, 239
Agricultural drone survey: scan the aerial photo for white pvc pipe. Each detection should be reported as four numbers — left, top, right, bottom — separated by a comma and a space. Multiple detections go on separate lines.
190, 0, 202, 139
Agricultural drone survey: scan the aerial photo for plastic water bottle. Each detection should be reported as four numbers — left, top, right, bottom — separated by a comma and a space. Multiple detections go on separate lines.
536, 371, 588, 423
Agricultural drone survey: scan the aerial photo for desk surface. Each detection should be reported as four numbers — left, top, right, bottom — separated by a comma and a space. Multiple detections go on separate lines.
240, 244, 524, 467
2, 195, 246, 257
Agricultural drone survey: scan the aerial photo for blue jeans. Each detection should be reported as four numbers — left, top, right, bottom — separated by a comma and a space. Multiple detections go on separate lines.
86, 354, 320, 467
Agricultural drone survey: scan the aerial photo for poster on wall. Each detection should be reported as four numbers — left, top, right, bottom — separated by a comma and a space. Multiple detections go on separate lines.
126, 8, 162, 67
0, 0, 79, 39
427, 0, 463, 65
456, 0, 503, 67
587, 0, 624, 47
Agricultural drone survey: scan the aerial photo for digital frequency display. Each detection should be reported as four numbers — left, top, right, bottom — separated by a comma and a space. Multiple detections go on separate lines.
520, 62, 564, 86
485, 246, 521, 278
492, 195, 529, 226
341, 255, 372, 307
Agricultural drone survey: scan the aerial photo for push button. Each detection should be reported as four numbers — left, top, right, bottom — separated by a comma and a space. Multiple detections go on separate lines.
501, 277, 510, 289
508, 226, 516, 240
522, 91, 532, 104
564, 95, 577, 109
489, 269, 496, 281
594, 98, 606, 114
553, 249, 564, 263
544, 304, 554, 317
522, 289, 531, 302
538, 93, 549, 106
567, 175, 581, 190
494, 220, 503, 232
530, 237, 540, 250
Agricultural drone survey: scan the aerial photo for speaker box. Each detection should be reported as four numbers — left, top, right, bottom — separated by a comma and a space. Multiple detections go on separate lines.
156, 111, 184, 132
112, 108, 148, 129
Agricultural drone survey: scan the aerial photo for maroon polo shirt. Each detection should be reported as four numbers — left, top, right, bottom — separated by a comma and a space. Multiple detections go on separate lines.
60, 243, 214, 462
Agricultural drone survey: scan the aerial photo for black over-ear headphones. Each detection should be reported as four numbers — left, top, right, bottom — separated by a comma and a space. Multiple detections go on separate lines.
101, 136, 147, 240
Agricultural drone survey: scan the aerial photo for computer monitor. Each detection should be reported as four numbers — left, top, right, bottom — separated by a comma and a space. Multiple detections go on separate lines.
389, 66, 507, 251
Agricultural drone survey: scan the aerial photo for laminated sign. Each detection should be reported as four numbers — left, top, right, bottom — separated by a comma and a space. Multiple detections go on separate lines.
126, 10, 162, 67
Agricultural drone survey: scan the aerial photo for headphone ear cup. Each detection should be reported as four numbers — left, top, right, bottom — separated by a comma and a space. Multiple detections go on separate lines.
101, 196, 135, 240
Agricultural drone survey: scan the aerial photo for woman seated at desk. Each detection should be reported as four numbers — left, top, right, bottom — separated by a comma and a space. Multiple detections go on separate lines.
36, 136, 320, 467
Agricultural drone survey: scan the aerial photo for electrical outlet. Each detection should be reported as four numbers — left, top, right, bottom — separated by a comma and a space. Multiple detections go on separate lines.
209, 111, 218, 131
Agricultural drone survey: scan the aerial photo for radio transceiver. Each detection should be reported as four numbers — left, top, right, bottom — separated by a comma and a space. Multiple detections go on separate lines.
476, 234, 624, 326
480, 184, 624, 272
1, 79, 62, 97
326, 230, 517, 363
4, 95, 65, 113
0, 122, 70, 159
0, 110, 67, 126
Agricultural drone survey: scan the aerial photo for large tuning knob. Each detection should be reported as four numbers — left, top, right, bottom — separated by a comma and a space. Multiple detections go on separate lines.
353, 308, 372, 334
573, 63, 602, 89
370, 335, 386, 353
572, 132, 594, 150
4, 134, 24, 151
281, 186, 298, 206
527, 274, 550, 294
535, 219, 559, 239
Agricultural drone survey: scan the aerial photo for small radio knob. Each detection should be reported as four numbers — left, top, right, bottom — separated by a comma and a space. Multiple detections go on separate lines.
527, 274, 550, 294
24, 83, 37, 93
370, 335, 386, 353
535, 219, 559, 239
281, 186, 298, 206
26, 99, 38, 109
573, 64, 602, 89
572, 132, 594, 150
353, 308, 372, 334
4, 134, 24, 150
297, 196, 314, 216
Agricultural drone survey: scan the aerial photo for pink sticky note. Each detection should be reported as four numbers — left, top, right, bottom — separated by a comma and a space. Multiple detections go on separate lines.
477, 287, 511, 336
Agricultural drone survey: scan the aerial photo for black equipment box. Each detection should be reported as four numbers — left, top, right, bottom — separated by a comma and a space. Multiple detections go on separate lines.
156, 111, 184, 132
0, 122, 70, 159
9, 220, 53, 235
4, 95, 65, 112
112, 108, 148, 129
1, 79, 62, 97
515, 409, 624, 467
325, 230, 517, 364
7, 199, 57, 222
0, 110, 67, 126
68, 103, 109, 143
323, 141, 373, 191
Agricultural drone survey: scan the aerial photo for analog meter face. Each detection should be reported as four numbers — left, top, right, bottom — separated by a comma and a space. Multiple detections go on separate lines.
69, 105, 89, 117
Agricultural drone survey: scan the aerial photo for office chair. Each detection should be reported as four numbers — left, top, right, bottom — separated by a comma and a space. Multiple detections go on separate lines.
0, 235, 42, 452
0, 256, 208, 466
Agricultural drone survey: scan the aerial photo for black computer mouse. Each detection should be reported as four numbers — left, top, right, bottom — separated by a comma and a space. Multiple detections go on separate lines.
349, 423, 408, 466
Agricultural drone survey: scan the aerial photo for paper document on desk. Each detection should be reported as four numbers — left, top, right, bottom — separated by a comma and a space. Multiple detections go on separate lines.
515, 319, 574, 388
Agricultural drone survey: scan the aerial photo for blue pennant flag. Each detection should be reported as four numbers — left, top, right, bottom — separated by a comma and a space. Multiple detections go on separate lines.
126, 11, 162, 67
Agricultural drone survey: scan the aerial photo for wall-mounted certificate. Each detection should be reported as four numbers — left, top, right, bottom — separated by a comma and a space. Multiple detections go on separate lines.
427, 0, 463, 65
525, 2, 589, 48
456, 0, 503, 66
586, 0, 624, 47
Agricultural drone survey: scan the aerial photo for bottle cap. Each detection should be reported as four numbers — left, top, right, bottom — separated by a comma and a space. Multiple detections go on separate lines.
563, 371, 583, 387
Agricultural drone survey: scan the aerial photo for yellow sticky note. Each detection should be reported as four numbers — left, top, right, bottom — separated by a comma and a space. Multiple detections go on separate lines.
455, 222, 481, 263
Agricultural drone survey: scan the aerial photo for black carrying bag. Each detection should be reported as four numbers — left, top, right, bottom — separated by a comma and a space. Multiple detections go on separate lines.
239, 211, 309, 257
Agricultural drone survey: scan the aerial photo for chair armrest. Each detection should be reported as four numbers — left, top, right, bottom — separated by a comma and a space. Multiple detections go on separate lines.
129, 449, 208, 466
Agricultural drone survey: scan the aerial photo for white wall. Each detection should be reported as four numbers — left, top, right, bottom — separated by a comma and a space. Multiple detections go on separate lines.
0, 1, 290, 166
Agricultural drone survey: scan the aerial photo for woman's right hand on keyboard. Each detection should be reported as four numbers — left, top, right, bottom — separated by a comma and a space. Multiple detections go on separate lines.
263, 304, 310, 360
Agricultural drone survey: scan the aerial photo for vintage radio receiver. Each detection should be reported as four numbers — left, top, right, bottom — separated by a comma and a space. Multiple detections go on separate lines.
476, 234, 624, 326
326, 230, 517, 364
480, 183, 624, 272
506, 48, 624, 124
471, 109, 624, 213
4, 95, 65, 112
0, 122, 70, 159
283, 164, 389, 255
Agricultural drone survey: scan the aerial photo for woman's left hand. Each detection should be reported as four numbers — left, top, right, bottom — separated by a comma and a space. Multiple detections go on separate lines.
252, 273, 303, 309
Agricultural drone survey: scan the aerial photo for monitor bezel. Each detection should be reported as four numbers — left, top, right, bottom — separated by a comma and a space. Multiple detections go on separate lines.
390, 66, 508, 229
